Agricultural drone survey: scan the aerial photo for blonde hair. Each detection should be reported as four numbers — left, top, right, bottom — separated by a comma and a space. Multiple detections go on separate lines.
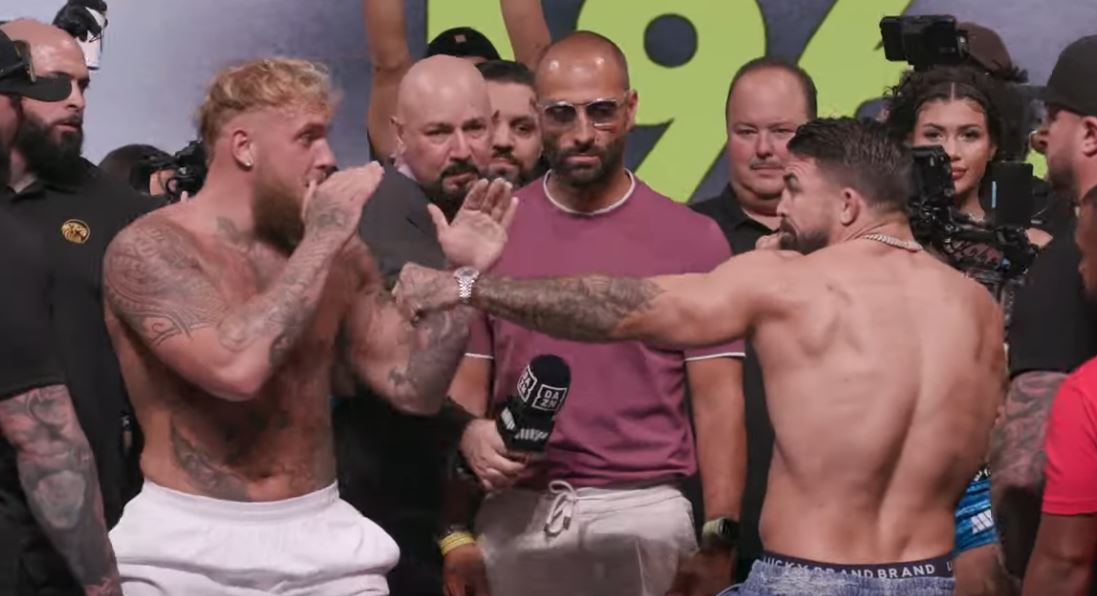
197, 57, 336, 151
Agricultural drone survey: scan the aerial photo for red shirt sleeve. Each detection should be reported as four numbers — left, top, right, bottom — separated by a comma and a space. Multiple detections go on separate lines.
1042, 364, 1097, 515
684, 218, 745, 361
464, 311, 494, 360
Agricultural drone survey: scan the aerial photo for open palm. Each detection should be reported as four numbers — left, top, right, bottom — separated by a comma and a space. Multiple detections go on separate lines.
430, 178, 519, 271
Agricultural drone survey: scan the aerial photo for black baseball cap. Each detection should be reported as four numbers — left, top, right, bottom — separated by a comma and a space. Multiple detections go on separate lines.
1043, 35, 1097, 117
425, 27, 501, 62
0, 30, 69, 102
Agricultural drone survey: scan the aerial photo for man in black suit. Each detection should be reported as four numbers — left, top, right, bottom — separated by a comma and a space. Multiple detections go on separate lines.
336, 54, 502, 596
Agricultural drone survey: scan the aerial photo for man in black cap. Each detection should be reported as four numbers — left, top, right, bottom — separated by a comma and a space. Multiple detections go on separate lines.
0, 28, 122, 596
991, 34, 1097, 592
1, 17, 160, 538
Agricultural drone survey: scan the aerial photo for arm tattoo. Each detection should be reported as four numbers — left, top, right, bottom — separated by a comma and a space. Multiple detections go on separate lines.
989, 370, 1067, 576
104, 220, 344, 370
386, 304, 472, 411
0, 385, 121, 594
472, 275, 665, 341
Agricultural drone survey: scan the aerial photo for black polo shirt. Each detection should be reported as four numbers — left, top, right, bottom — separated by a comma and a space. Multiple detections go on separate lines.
0, 203, 84, 594
1009, 219, 1097, 377
5, 160, 161, 529
691, 186, 775, 581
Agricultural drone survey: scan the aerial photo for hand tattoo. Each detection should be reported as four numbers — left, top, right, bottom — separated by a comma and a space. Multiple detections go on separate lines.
0, 385, 121, 594
472, 275, 665, 341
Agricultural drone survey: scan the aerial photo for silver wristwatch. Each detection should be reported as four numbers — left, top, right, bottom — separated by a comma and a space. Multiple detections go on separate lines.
453, 266, 480, 304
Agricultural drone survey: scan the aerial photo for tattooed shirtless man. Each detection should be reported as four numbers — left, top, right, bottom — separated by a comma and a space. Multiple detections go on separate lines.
102, 59, 514, 595
395, 118, 1005, 596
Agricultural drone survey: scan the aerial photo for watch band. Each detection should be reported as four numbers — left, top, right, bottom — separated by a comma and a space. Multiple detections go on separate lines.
455, 267, 480, 304
700, 517, 740, 551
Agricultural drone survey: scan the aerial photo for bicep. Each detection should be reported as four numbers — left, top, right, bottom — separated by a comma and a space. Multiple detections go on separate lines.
648, 252, 786, 348
103, 227, 249, 396
449, 356, 493, 416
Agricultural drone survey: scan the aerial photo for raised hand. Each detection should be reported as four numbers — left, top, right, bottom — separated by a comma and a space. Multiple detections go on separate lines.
304, 162, 384, 244
430, 178, 519, 272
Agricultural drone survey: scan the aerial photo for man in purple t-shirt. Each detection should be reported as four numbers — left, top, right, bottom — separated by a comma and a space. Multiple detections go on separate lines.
436, 32, 746, 596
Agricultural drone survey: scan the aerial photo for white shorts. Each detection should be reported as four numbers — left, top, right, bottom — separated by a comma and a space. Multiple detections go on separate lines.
109, 481, 400, 595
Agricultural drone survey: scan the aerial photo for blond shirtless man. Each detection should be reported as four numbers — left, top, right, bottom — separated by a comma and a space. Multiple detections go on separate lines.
394, 118, 1004, 595
102, 57, 514, 595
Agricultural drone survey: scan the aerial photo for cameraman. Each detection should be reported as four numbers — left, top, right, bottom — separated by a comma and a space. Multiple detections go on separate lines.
98, 143, 172, 196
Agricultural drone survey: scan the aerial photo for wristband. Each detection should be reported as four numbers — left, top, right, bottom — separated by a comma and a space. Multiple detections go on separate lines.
438, 530, 477, 557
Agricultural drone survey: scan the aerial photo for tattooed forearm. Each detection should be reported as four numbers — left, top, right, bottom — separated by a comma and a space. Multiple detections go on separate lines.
989, 370, 1067, 577
104, 218, 346, 383
0, 385, 121, 594
471, 275, 665, 342
385, 306, 473, 413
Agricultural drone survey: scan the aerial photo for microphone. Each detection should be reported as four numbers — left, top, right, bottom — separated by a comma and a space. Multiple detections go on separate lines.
495, 354, 571, 452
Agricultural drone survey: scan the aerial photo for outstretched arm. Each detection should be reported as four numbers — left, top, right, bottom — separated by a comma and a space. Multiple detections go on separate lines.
363, 0, 413, 161
396, 250, 792, 349
0, 385, 121, 596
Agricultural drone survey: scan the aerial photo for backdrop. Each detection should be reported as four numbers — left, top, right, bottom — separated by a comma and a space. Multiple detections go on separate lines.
4, 0, 1093, 202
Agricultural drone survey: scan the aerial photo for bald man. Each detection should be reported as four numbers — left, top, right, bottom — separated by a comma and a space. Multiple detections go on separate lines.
436, 31, 745, 596
0, 19, 158, 585
336, 54, 505, 596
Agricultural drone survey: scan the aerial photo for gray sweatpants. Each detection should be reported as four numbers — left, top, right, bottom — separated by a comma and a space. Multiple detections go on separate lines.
721, 557, 954, 595
476, 481, 697, 596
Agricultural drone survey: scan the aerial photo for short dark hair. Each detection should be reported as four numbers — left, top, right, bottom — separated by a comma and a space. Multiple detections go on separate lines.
787, 117, 913, 213
726, 57, 818, 120
476, 59, 534, 89
99, 144, 170, 193
884, 65, 1018, 161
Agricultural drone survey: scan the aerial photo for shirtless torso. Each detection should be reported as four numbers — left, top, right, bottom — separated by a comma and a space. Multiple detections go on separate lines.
105, 207, 356, 501
102, 168, 503, 503
398, 234, 1007, 565
749, 241, 1003, 563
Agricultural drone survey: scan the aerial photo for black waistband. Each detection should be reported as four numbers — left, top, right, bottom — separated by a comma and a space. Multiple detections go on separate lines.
760, 552, 954, 579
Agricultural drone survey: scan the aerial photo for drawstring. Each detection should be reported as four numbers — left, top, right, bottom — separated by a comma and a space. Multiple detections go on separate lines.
544, 480, 578, 536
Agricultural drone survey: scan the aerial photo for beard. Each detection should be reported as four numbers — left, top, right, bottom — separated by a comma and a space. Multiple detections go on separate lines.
422, 159, 482, 220
1046, 151, 1076, 196
253, 164, 305, 254
487, 149, 537, 187
544, 134, 625, 188
777, 219, 829, 255
14, 112, 85, 186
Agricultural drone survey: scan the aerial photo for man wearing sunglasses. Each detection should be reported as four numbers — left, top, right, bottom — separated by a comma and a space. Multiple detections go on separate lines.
0, 28, 122, 596
1, 17, 160, 550
439, 32, 745, 596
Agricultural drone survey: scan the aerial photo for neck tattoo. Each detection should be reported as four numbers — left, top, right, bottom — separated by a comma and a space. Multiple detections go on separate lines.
861, 233, 923, 252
